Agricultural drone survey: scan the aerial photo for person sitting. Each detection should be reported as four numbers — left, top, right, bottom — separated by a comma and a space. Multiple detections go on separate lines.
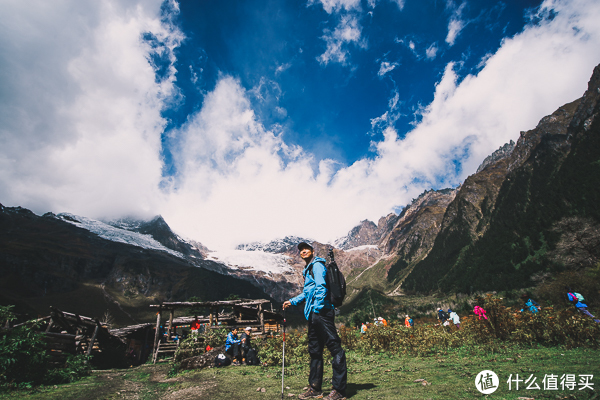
404, 315, 413, 328
225, 327, 242, 365
240, 326, 253, 364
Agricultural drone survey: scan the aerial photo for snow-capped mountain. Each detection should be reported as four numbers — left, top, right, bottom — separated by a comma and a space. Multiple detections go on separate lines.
235, 236, 313, 253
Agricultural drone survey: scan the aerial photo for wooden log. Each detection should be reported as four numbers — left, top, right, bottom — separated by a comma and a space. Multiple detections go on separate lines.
168, 309, 174, 338
152, 311, 161, 364
86, 325, 100, 357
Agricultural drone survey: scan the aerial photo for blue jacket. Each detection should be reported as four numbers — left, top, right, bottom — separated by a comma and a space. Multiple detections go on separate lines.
290, 257, 334, 320
568, 293, 587, 309
225, 331, 241, 351
520, 299, 540, 313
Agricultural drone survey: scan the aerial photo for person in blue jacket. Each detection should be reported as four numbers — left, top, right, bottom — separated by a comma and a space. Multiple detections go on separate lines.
283, 242, 347, 400
565, 287, 600, 323
519, 294, 541, 314
225, 327, 242, 365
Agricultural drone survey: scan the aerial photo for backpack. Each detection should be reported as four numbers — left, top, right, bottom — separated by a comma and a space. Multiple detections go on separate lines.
214, 353, 231, 367
439, 310, 449, 320
570, 292, 585, 302
308, 249, 346, 307
246, 348, 260, 366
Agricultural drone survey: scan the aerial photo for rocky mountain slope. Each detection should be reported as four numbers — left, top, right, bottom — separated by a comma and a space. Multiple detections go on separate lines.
0, 206, 288, 325
402, 63, 600, 293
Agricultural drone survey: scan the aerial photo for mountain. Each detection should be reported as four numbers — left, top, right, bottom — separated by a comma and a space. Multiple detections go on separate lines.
0, 207, 286, 326
401, 63, 600, 293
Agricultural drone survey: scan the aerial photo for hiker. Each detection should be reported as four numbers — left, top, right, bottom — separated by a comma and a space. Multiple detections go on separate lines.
473, 305, 487, 320
519, 294, 541, 314
360, 322, 368, 334
240, 326, 256, 365
225, 327, 242, 365
190, 317, 201, 340
566, 287, 600, 323
448, 309, 460, 329
437, 308, 450, 326
404, 315, 413, 328
283, 242, 347, 400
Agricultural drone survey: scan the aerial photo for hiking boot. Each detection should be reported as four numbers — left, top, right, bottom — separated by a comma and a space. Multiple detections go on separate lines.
298, 386, 323, 399
326, 390, 346, 400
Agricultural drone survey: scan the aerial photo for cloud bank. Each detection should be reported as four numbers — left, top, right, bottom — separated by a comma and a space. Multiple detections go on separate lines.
1, 0, 600, 250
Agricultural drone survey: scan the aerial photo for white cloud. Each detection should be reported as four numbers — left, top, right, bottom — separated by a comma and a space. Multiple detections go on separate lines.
317, 14, 365, 66
309, 0, 362, 14
378, 61, 398, 77
446, 1, 467, 46
2, 0, 600, 252
426, 43, 439, 59
390, 0, 405, 11
0, 0, 181, 219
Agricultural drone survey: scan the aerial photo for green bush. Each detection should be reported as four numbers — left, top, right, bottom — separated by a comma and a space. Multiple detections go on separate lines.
0, 306, 91, 388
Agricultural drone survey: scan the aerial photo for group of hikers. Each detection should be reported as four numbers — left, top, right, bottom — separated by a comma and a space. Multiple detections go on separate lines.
212, 242, 598, 400
223, 326, 259, 366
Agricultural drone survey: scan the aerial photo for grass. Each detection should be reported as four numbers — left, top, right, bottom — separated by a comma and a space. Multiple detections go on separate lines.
2, 344, 598, 399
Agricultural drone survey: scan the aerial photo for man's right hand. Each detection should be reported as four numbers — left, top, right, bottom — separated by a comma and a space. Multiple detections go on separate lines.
282, 300, 291, 309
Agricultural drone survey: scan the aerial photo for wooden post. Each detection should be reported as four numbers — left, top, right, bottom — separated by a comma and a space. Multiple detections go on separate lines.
153, 310, 161, 364
209, 310, 214, 326
214, 307, 219, 325
45, 319, 54, 333
259, 304, 264, 334
86, 325, 99, 357
168, 309, 174, 338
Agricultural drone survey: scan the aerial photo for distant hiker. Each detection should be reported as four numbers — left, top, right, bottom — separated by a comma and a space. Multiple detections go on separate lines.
519, 294, 541, 314
360, 322, 368, 334
191, 317, 201, 340
283, 242, 347, 400
473, 305, 488, 320
437, 308, 450, 326
241, 326, 257, 365
448, 309, 460, 330
565, 287, 600, 323
225, 327, 242, 365
404, 315, 413, 328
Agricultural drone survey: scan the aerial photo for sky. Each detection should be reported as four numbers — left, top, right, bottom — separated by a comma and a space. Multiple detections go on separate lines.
1, 0, 600, 250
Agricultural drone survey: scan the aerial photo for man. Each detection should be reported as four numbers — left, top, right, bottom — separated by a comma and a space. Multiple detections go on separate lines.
240, 326, 253, 364
437, 308, 449, 326
283, 242, 347, 400
225, 327, 241, 365
404, 315, 413, 328
448, 309, 460, 330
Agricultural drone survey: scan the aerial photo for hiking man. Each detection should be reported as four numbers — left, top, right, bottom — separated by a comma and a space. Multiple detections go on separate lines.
225, 327, 242, 365
566, 287, 600, 323
448, 309, 460, 329
519, 294, 541, 314
283, 242, 347, 400
437, 308, 450, 326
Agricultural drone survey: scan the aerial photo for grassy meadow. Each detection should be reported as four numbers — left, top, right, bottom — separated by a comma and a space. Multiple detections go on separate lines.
1, 345, 598, 399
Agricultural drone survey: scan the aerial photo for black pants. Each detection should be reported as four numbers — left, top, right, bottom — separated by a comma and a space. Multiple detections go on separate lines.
226, 343, 240, 361
307, 308, 347, 394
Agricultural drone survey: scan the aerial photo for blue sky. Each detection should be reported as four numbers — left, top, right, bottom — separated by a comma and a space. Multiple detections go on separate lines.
1, 0, 600, 249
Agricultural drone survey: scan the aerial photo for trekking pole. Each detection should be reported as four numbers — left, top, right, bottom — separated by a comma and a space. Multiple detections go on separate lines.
281, 307, 286, 400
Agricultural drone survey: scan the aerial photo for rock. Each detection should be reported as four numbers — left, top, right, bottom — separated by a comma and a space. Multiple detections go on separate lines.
261, 388, 266, 393
414, 379, 425, 382
256, 388, 261, 392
